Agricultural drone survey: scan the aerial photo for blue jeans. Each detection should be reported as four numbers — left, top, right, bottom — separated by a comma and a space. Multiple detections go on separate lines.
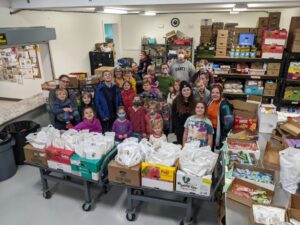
63, 110, 80, 123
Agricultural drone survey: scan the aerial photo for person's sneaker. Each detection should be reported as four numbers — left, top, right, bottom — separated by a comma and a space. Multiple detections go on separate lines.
66, 123, 73, 129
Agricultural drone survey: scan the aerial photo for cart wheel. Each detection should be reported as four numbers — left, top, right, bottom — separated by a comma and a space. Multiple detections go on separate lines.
103, 185, 108, 194
42, 191, 51, 199
133, 189, 144, 195
126, 213, 136, 221
82, 202, 92, 212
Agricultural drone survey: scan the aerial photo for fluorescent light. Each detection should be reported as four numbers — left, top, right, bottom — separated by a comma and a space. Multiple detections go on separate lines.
230, 11, 240, 14
102, 8, 128, 14
233, 3, 248, 11
143, 11, 156, 16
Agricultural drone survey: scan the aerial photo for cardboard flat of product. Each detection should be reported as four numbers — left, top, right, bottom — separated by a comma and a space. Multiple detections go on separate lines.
263, 141, 285, 170
250, 204, 287, 225
268, 63, 281, 70
94, 66, 114, 78
266, 69, 280, 76
227, 178, 274, 207
24, 144, 47, 167
227, 138, 260, 160
47, 160, 72, 173
287, 208, 300, 223
290, 194, 300, 209
280, 121, 300, 137
230, 100, 258, 119
233, 163, 275, 191
108, 160, 141, 187
217, 30, 229, 38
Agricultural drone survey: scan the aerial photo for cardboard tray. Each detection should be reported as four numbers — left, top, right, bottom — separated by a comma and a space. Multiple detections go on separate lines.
249, 204, 287, 225
263, 141, 285, 170
227, 178, 274, 207
290, 194, 300, 210
287, 208, 300, 223
227, 138, 261, 160
280, 120, 300, 137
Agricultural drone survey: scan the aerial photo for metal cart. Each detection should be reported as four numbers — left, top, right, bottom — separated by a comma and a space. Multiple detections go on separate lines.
26, 144, 118, 211
112, 153, 224, 225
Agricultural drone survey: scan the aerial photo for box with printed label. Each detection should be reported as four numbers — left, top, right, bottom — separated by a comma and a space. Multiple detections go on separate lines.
108, 160, 141, 187
45, 146, 74, 165
264, 81, 277, 90
47, 160, 72, 173
239, 33, 255, 46
245, 86, 264, 96
284, 86, 300, 101
258, 104, 278, 133
215, 48, 227, 57
216, 38, 228, 48
217, 30, 228, 38
263, 30, 287, 45
141, 161, 178, 191
70, 153, 102, 181
261, 45, 284, 59
175, 170, 212, 196
24, 144, 47, 167
263, 89, 276, 96
258, 17, 269, 28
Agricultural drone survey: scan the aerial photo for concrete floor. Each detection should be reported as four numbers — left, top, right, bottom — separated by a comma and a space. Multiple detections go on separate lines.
0, 165, 218, 225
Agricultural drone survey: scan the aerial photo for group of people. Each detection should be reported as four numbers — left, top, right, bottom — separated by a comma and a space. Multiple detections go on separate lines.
48, 48, 235, 150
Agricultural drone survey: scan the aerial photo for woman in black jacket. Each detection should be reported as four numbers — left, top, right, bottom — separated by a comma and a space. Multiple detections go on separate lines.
138, 51, 152, 78
172, 81, 196, 145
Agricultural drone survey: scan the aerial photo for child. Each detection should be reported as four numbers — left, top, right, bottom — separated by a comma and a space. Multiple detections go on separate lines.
53, 88, 80, 129
74, 107, 102, 133
112, 106, 132, 141
128, 95, 146, 140
149, 119, 167, 150
167, 80, 180, 105
113, 66, 124, 88
78, 92, 96, 119
159, 98, 171, 135
157, 63, 175, 98
193, 79, 211, 103
140, 80, 158, 101
143, 65, 160, 95
145, 100, 162, 136
121, 81, 135, 114
183, 101, 214, 148
123, 68, 137, 93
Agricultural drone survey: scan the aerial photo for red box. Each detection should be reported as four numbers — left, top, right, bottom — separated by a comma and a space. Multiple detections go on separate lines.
45, 146, 74, 165
233, 115, 257, 132
261, 44, 284, 59
263, 30, 287, 45
173, 39, 192, 45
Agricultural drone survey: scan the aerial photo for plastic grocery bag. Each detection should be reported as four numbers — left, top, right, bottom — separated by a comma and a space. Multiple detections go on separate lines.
280, 147, 300, 194
145, 143, 181, 166
61, 129, 78, 151
139, 138, 155, 159
180, 145, 218, 177
115, 141, 142, 167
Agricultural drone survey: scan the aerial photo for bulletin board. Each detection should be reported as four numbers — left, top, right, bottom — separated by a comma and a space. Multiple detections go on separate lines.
0, 45, 41, 84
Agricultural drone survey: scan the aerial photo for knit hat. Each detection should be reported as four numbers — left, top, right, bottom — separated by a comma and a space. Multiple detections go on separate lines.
180, 80, 192, 92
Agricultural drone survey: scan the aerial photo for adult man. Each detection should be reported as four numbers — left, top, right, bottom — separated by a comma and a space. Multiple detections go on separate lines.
169, 48, 195, 82
95, 70, 122, 132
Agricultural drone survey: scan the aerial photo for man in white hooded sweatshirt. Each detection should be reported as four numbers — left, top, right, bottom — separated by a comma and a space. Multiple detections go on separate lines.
169, 48, 196, 82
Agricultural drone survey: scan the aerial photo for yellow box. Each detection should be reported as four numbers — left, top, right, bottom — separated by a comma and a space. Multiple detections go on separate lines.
141, 161, 177, 182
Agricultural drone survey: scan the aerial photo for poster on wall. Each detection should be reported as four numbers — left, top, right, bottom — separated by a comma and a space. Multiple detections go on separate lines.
0, 44, 41, 84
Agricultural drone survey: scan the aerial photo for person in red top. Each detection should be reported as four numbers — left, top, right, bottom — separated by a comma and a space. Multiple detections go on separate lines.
128, 95, 147, 140
121, 81, 135, 114
145, 100, 162, 137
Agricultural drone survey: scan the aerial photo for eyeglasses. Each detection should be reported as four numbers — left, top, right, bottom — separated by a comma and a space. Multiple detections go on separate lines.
60, 80, 70, 84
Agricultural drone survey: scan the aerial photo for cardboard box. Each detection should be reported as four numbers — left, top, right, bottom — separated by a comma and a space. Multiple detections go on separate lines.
258, 17, 269, 28
268, 63, 281, 70
79, 77, 100, 86
235, 28, 250, 34
284, 86, 300, 100
263, 89, 276, 96
217, 30, 229, 38
264, 82, 277, 90
175, 170, 212, 196
68, 76, 79, 89
227, 138, 261, 160
233, 164, 275, 190
266, 69, 280, 76
108, 160, 140, 187
290, 194, 300, 209
231, 99, 258, 120
141, 161, 178, 191
239, 33, 255, 46
201, 26, 212, 35
280, 121, 300, 136
94, 66, 114, 78
216, 37, 228, 48
200, 36, 211, 44
45, 146, 74, 165
287, 30, 300, 53
263, 30, 288, 46
24, 144, 47, 167
47, 160, 72, 173
287, 208, 300, 224
201, 19, 213, 26
261, 44, 284, 59
166, 30, 177, 40
215, 48, 227, 57
258, 104, 278, 133
249, 28, 258, 35
227, 178, 274, 207
250, 204, 287, 225
245, 86, 264, 96
263, 141, 285, 170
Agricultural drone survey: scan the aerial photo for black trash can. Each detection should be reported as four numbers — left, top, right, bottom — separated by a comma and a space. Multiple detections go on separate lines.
2, 121, 40, 165
0, 132, 17, 181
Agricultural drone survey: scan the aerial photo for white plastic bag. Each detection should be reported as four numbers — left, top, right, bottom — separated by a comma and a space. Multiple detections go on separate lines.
26, 124, 60, 148
180, 145, 218, 177
146, 143, 181, 166
280, 147, 300, 194
139, 138, 155, 159
115, 141, 142, 167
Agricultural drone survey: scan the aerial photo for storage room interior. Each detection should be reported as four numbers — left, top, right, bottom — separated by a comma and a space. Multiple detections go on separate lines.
1, 0, 300, 225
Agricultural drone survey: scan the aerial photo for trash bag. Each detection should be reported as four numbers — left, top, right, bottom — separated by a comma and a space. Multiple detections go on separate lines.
280, 147, 300, 194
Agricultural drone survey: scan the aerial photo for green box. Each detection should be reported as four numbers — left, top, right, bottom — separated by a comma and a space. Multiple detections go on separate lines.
70, 153, 102, 173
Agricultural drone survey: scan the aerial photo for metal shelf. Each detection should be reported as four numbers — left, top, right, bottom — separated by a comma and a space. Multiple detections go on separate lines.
285, 79, 300, 85
195, 57, 282, 63
214, 74, 279, 80
281, 99, 300, 105
223, 93, 275, 99
142, 44, 166, 47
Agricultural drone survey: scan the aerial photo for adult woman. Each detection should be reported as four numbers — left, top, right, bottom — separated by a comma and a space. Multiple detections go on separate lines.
113, 66, 124, 89
207, 85, 234, 149
171, 81, 196, 145
137, 51, 152, 78
48, 74, 77, 129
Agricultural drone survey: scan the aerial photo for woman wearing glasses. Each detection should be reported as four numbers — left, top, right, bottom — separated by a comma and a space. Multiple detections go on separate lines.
48, 75, 78, 129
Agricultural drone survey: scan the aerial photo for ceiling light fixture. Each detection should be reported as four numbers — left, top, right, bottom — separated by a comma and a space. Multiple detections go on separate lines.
103, 8, 128, 14
232, 3, 248, 12
230, 10, 240, 14
143, 11, 156, 16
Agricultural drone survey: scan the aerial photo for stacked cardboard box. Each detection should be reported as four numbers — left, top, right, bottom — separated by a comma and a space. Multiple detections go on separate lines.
263, 81, 277, 97
287, 17, 300, 52
287, 29, 300, 53
225, 23, 238, 49
216, 30, 228, 57
45, 146, 74, 173
212, 22, 224, 44
267, 63, 281, 76
257, 17, 269, 46
24, 144, 48, 167
268, 12, 281, 30
200, 25, 212, 45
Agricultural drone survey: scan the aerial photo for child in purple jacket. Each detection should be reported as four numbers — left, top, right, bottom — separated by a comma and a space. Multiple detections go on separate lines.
112, 106, 132, 141
73, 107, 102, 133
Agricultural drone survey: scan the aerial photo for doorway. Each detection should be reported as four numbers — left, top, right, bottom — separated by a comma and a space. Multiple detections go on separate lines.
104, 23, 121, 62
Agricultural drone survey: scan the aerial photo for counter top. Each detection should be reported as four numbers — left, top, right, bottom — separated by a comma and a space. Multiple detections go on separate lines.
0, 93, 46, 126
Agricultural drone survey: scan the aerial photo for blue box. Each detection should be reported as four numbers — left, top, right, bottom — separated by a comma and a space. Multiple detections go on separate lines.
239, 33, 255, 46
244, 86, 264, 96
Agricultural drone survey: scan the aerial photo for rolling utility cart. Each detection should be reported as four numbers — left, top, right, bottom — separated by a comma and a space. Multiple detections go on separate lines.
26, 144, 118, 211
112, 153, 224, 225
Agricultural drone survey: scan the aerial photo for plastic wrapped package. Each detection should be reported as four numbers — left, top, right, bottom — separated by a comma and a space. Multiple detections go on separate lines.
180, 145, 218, 176
115, 141, 143, 167
280, 147, 300, 194
252, 205, 286, 225
61, 129, 79, 150
139, 138, 155, 159
145, 143, 181, 166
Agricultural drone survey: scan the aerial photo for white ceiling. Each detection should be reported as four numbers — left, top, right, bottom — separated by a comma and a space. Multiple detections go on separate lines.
8, 0, 300, 13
